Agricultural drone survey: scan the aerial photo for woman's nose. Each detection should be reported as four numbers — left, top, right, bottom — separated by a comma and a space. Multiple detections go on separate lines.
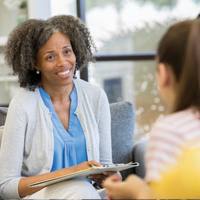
57, 55, 67, 67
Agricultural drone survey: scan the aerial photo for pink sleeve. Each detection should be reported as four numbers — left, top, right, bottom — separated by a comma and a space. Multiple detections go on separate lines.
145, 119, 183, 183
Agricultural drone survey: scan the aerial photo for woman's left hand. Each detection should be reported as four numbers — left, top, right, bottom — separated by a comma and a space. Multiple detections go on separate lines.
87, 171, 122, 188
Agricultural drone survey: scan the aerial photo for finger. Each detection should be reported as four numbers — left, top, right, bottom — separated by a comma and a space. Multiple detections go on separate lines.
106, 174, 121, 182
103, 171, 116, 176
107, 195, 111, 200
103, 175, 123, 189
88, 160, 102, 167
109, 172, 122, 182
87, 174, 108, 179
104, 181, 123, 199
103, 175, 117, 188
88, 177, 105, 184
105, 187, 116, 199
117, 171, 122, 181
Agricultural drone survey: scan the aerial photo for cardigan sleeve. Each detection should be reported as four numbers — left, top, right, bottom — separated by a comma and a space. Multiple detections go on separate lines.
0, 98, 27, 199
98, 89, 113, 165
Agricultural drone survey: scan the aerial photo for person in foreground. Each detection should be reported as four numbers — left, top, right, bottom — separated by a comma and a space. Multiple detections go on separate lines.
0, 15, 120, 199
104, 18, 200, 199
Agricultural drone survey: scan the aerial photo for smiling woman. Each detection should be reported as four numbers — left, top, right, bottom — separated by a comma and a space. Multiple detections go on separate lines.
0, 15, 117, 199
4, 15, 96, 91
34, 32, 76, 90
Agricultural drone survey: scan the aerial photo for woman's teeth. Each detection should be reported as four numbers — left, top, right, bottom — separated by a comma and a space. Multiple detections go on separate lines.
57, 70, 70, 75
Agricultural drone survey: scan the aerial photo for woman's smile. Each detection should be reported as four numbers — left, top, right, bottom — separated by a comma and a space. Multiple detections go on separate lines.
56, 68, 72, 78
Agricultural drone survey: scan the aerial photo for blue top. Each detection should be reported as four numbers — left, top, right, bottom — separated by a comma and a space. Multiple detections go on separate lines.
39, 85, 88, 171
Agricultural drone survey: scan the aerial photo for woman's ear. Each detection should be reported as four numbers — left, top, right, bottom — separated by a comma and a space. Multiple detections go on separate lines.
157, 63, 170, 88
34, 60, 39, 71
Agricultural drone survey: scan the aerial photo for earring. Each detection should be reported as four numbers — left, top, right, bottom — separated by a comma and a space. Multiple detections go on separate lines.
36, 70, 40, 74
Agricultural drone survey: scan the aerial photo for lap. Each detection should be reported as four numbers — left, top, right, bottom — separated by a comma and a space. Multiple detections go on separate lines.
24, 180, 101, 199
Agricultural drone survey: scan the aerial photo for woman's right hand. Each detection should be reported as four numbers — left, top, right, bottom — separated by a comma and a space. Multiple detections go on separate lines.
18, 160, 101, 197
73, 160, 102, 172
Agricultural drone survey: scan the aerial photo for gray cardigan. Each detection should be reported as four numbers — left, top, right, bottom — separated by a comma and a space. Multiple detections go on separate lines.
0, 78, 112, 199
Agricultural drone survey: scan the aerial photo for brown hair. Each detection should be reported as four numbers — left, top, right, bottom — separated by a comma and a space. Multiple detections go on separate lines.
157, 19, 200, 112
4, 15, 96, 91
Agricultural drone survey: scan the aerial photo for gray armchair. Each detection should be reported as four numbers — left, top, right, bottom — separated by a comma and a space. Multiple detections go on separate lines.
109, 101, 147, 180
0, 102, 147, 181
110, 101, 135, 180
0, 107, 7, 127
131, 140, 147, 178
0, 107, 7, 146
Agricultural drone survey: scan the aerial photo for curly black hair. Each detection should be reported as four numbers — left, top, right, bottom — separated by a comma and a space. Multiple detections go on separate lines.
4, 15, 97, 91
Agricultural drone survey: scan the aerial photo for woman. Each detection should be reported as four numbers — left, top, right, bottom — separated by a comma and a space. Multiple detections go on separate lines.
104, 19, 200, 199
0, 15, 117, 199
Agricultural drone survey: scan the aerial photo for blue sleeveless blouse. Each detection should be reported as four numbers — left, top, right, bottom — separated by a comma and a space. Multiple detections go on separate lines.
39, 85, 88, 171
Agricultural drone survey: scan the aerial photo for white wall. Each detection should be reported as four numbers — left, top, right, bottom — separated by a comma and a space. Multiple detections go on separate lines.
28, 0, 51, 20
0, 0, 18, 36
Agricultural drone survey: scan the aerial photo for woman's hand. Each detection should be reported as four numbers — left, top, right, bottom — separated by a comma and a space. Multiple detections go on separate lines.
87, 171, 122, 188
74, 160, 102, 172
103, 174, 151, 199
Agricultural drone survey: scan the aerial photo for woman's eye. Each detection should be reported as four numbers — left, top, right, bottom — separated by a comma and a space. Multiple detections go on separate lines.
65, 50, 71, 54
47, 55, 54, 60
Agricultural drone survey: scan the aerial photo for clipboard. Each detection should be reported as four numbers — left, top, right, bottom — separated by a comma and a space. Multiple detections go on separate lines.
29, 162, 139, 187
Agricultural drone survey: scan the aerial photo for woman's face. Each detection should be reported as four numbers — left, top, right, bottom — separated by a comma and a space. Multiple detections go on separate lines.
35, 31, 76, 88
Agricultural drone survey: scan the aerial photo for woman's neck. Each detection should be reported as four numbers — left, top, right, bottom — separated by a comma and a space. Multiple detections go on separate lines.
40, 81, 74, 103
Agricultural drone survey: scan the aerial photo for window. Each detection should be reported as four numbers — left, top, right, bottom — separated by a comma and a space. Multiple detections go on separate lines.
83, 0, 200, 139
86, 0, 200, 53
104, 78, 123, 103
88, 60, 168, 139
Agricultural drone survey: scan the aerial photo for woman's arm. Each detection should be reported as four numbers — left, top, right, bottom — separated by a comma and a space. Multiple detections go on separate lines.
18, 160, 101, 197
0, 99, 27, 198
0, 98, 101, 198
98, 89, 112, 164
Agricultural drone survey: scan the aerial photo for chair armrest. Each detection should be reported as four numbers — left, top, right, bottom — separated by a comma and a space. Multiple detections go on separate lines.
131, 140, 147, 179
0, 107, 8, 126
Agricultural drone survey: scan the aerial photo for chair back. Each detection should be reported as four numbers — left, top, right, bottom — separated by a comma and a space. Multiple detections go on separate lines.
0, 107, 7, 148
0, 107, 7, 126
110, 101, 135, 179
